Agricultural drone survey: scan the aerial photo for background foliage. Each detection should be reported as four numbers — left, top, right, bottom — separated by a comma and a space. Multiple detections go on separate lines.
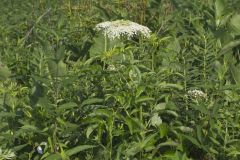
0, 0, 240, 159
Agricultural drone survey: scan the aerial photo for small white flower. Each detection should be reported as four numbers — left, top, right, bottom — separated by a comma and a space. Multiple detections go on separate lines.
187, 89, 207, 99
37, 146, 43, 154
107, 64, 116, 71
95, 20, 151, 39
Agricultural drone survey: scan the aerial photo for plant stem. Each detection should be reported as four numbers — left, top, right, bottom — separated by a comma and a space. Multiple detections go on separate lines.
140, 105, 143, 122
183, 54, 188, 122
203, 36, 207, 92
151, 50, 154, 71
103, 32, 107, 70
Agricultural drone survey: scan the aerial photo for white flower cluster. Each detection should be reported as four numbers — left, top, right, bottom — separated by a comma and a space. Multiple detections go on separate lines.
187, 89, 207, 99
95, 20, 151, 39
151, 113, 162, 127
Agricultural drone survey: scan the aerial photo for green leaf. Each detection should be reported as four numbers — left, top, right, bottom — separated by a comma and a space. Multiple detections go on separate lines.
13, 144, 28, 152
215, 0, 225, 26
219, 40, 240, 55
44, 153, 61, 160
230, 14, 240, 35
125, 116, 145, 135
190, 103, 208, 114
57, 102, 78, 113
55, 46, 66, 62
86, 124, 98, 138
181, 134, 201, 148
65, 145, 95, 156
89, 35, 105, 57
136, 96, 154, 103
230, 64, 240, 85
89, 34, 123, 58
48, 59, 67, 78
214, 60, 227, 80
157, 140, 179, 148
167, 38, 181, 53
158, 82, 183, 90
125, 142, 142, 157
196, 125, 203, 144
88, 109, 112, 118
0, 64, 11, 80
209, 137, 221, 146
163, 110, 179, 118
154, 103, 166, 111
60, 145, 69, 160
81, 98, 104, 107
136, 86, 145, 98
20, 125, 38, 132
142, 133, 157, 151
159, 123, 169, 138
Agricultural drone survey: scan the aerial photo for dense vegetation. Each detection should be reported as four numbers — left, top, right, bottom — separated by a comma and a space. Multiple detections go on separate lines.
0, 0, 240, 159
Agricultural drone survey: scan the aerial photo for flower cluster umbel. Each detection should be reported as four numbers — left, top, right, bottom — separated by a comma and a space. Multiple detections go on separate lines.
187, 89, 207, 99
95, 20, 151, 39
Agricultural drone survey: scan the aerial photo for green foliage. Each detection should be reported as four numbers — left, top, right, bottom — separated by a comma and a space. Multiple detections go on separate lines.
0, 0, 240, 160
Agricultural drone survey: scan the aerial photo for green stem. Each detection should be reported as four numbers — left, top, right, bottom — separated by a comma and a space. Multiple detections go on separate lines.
151, 50, 154, 71
183, 55, 188, 122
140, 105, 143, 122
203, 36, 207, 92
103, 32, 107, 70
52, 59, 60, 152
